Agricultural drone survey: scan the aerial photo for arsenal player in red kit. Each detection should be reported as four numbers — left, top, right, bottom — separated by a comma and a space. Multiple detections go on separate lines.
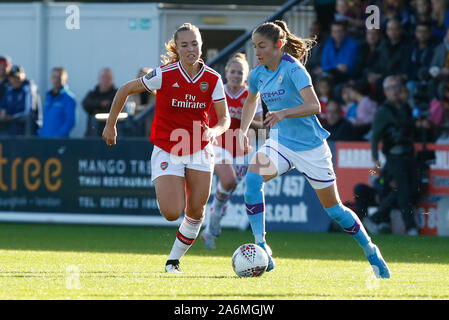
102, 23, 230, 273
201, 53, 264, 249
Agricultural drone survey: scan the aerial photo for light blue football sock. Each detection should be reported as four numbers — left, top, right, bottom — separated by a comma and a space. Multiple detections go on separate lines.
244, 172, 266, 243
325, 202, 375, 257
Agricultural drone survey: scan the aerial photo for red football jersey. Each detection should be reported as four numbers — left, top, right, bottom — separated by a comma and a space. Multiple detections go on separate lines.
209, 85, 262, 157
141, 61, 226, 156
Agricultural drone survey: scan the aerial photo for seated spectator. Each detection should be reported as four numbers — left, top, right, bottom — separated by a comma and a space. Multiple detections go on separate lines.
82, 68, 117, 137
429, 27, 449, 97
0, 65, 38, 136
315, 75, 334, 123
127, 67, 155, 136
340, 82, 357, 116
38, 67, 76, 138
410, 0, 433, 30
417, 80, 449, 142
408, 22, 436, 84
430, 0, 449, 41
321, 21, 359, 83
0, 56, 12, 102
323, 100, 355, 141
313, 0, 337, 33
346, 81, 377, 128
306, 21, 328, 82
334, 0, 364, 39
380, 0, 414, 32
366, 19, 412, 100
354, 28, 384, 83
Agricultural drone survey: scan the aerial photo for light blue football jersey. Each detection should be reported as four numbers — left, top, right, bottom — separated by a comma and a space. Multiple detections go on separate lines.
248, 53, 330, 151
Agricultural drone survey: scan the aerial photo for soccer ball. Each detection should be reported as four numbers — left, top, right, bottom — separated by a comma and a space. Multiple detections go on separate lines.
231, 243, 269, 277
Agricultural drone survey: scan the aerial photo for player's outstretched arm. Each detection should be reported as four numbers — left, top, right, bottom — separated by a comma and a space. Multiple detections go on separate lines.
102, 79, 146, 146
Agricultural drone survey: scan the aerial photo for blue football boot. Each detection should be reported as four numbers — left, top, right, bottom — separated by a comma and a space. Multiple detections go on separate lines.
367, 245, 390, 279
257, 242, 275, 272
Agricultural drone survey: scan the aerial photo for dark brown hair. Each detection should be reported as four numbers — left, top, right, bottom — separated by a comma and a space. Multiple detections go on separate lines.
253, 20, 316, 65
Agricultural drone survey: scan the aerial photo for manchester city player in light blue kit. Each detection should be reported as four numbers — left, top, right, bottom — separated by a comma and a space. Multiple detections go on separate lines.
239, 20, 390, 279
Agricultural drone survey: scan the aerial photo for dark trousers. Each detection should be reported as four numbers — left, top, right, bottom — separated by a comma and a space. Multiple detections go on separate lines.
383, 155, 419, 231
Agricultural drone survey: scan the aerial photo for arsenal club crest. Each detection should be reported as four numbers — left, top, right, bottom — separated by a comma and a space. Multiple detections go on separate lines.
199, 82, 209, 93
160, 162, 168, 170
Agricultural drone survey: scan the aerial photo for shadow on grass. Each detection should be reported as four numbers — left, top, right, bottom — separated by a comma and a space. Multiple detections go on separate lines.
0, 223, 448, 264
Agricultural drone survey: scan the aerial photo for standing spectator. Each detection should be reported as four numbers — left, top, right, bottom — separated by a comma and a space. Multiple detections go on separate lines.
380, 0, 414, 32
323, 100, 355, 141
82, 68, 117, 137
0, 56, 12, 102
0, 65, 38, 136
371, 76, 419, 235
321, 21, 359, 83
38, 67, 76, 138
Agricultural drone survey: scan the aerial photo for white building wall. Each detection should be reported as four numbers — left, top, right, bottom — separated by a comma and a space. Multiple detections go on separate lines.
0, 2, 315, 138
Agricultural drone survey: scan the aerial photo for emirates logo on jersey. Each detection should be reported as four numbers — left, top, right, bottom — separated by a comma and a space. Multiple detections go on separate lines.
199, 82, 209, 93
161, 162, 168, 170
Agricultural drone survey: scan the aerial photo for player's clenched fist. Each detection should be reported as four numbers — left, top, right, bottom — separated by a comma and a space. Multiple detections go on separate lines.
102, 124, 117, 146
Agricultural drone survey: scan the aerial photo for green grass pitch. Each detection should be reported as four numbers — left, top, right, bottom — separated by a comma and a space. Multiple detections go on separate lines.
0, 222, 448, 300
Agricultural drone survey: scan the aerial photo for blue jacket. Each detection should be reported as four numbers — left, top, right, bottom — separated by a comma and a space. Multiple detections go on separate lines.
0, 79, 34, 135
321, 36, 358, 73
38, 85, 76, 138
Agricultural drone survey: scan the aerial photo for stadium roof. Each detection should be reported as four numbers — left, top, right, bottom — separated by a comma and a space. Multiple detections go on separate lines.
0, 0, 289, 4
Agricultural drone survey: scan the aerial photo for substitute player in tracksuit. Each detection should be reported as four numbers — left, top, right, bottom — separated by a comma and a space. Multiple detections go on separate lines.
102, 23, 230, 273
239, 20, 390, 279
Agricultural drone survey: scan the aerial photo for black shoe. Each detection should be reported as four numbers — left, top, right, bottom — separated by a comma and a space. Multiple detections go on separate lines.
165, 259, 181, 273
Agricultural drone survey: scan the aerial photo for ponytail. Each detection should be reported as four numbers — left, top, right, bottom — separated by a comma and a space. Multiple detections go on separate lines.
253, 20, 316, 65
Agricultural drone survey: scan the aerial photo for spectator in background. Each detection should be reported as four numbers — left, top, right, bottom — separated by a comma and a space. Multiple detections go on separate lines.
429, 27, 449, 97
354, 28, 384, 85
315, 75, 334, 123
430, 0, 449, 41
371, 75, 419, 235
82, 68, 117, 137
38, 67, 76, 138
321, 21, 359, 83
334, 0, 364, 39
407, 22, 436, 97
307, 21, 328, 82
314, 0, 337, 33
127, 67, 155, 137
323, 100, 355, 141
380, 0, 414, 32
346, 81, 377, 134
0, 56, 12, 102
366, 19, 411, 99
340, 82, 357, 116
0, 65, 38, 136
410, 0, 433, 29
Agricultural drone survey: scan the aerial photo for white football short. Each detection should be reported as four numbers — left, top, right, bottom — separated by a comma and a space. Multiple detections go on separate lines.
151, 143, 215, 181
213, 145, 249, 182
257, 138, 336, 189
